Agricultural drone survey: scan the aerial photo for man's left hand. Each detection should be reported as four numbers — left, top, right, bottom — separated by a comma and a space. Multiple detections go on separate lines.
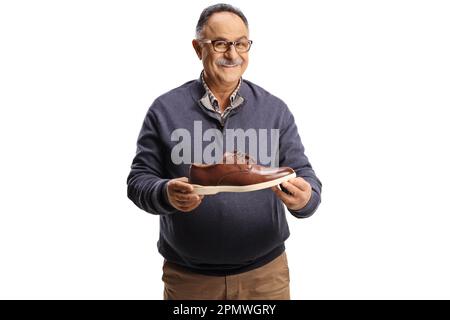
271, 177, 312, 211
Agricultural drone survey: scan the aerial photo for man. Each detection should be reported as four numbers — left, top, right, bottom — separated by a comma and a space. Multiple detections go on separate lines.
127, 3, 322, 300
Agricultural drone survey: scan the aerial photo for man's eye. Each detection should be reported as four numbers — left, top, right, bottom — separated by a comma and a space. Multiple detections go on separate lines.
235, 42, 247, 49
215, 41, 228, 48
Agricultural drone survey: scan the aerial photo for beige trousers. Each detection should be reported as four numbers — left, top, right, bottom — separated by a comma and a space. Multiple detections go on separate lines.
162, 251, 290, 300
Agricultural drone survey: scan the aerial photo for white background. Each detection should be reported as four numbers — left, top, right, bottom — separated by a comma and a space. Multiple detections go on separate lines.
1, 0, 449, 299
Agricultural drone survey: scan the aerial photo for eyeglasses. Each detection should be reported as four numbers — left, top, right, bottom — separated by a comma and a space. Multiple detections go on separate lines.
198, 39, 253, 53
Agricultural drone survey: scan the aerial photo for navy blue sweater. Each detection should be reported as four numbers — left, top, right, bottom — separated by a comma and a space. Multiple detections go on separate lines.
127, 77, 322, 275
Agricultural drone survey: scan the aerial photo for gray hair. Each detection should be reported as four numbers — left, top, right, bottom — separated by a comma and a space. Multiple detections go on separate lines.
195, 3, 249, 39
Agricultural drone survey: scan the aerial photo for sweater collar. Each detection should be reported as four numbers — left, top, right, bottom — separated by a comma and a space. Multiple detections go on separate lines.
190, 72, 250, 104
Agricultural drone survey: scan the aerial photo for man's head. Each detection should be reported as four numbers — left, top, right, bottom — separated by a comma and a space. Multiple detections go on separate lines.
192, 4, 251, 87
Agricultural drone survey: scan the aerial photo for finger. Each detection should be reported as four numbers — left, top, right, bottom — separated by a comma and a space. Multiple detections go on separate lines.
170, 180, 194, 193
171, 192, 204, 208
178, 199, 202, 212
174, 192, 200, 202
271, 186, 282, 197
177, 205, 192, 212
176, 192, 203, 205
174, 195, 199, 204
271, 185, 294, 203
281, 181, 299, 196
289, 177, 310, 191
175, 200, 199, 209
175, 199, 193, 206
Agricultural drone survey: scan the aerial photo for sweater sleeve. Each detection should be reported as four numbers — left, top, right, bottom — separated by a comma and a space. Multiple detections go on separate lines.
278, 105, 322, 218
126, 102, 178, 215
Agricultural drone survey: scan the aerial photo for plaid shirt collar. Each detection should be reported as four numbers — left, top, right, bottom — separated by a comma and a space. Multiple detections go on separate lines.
200, 70, 243, 115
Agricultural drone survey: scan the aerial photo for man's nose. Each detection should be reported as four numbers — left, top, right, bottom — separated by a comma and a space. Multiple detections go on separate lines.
224, 44, 239, 59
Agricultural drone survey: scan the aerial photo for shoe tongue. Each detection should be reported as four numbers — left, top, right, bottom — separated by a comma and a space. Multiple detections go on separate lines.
222, 151, 255, 164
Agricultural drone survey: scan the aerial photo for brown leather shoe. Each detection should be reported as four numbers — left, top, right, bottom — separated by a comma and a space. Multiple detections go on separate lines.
189, 151, 296, 195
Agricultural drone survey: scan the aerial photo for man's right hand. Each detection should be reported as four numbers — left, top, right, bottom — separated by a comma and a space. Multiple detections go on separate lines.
166, 177, 204, 212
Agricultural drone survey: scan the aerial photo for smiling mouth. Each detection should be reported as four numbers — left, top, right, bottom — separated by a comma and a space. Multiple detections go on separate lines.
221, 64, 238, 68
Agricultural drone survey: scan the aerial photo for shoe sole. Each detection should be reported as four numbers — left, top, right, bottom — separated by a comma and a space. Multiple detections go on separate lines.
191, 172, 297, 195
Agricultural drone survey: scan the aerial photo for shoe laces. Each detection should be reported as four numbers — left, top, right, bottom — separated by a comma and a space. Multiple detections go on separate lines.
223, 150, 256, 164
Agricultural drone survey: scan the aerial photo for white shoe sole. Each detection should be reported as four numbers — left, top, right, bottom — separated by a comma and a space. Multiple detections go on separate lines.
192, 172, 297, 195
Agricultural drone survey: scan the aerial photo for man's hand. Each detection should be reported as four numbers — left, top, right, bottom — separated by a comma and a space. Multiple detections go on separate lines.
271, 177, 312, 211
166, 177, 204, 212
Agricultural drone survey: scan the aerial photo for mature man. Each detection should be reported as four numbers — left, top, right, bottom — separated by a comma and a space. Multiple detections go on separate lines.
127, 3, 322, 300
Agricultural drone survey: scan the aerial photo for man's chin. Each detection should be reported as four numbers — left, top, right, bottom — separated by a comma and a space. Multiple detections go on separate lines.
218, 68, 242, 82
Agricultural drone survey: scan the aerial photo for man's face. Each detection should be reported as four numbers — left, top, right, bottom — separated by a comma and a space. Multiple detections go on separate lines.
193, 12, 249, 86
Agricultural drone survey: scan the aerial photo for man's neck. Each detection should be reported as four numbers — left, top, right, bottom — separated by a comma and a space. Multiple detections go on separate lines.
203, 72, 239, 103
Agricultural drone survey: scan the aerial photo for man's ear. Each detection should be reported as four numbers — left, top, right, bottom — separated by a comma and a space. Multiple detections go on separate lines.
192, 39, 202, 60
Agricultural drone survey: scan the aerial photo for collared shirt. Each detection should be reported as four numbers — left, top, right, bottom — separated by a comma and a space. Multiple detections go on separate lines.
199, 70, 244, 120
